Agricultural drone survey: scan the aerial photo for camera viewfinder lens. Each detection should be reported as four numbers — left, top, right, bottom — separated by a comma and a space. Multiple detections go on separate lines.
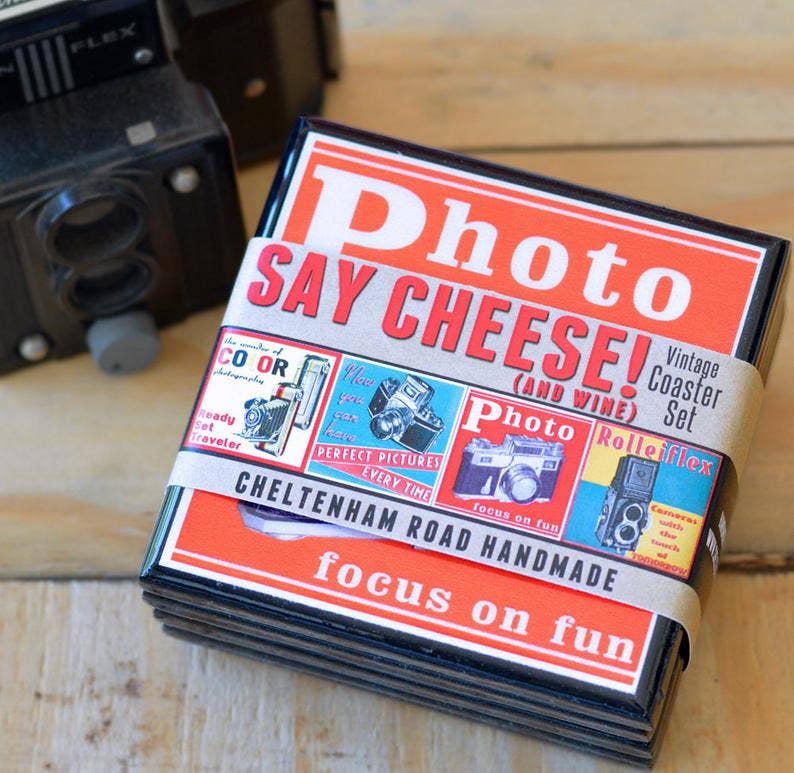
38, 180, 149, 265
624, 503, 645, 522
53, 198, 145, 264
500, 465, 540, 505
371, 408, 411, 440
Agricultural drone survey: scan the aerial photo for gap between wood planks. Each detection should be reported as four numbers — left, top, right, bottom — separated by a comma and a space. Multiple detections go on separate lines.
720, 552, 794, 572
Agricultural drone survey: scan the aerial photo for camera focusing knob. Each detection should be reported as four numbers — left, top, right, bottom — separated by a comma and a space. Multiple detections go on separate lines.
86, 310, 161, 375
243, 78, 268, 99
134, 48, 155, 66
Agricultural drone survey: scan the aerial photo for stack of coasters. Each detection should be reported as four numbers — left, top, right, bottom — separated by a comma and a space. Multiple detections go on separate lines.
141, 119, 788, 765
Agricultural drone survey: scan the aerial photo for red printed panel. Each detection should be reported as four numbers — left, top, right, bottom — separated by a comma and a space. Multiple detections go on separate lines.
275, 136, 763, 355
435, 390, 594, 539
165, 490, 655, 692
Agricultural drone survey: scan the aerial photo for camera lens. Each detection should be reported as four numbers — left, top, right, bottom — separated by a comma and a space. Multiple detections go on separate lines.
623, 503, 645, 521
371, 408, 412, 440
618, 523, 639, 545
39, 180, 149, 265
53, 198, 144, 264
245, 405, 265, 427
65, 254, 156, 318
38, 180, 157, 319
500, 465, 540, 504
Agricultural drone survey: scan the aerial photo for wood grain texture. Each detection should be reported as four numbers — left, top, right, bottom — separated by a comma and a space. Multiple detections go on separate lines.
2, 4, 792, 770
1, 573, 791, 771
3, 146, 792, 577
328, 1, 794, 148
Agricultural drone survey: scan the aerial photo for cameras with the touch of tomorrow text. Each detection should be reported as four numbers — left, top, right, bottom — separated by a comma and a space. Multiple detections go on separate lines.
368, 375, 445, 454
453, 435, 564, 505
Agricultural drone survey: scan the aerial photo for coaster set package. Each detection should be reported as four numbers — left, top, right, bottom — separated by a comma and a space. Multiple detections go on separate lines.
141, 119, 788, 764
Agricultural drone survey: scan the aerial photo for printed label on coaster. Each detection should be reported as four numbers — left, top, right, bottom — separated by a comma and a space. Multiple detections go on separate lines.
156, 122, 786, 668
160, 489, 656, 694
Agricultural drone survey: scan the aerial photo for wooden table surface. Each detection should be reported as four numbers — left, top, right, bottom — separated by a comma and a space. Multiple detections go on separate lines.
2, 2, 793, 770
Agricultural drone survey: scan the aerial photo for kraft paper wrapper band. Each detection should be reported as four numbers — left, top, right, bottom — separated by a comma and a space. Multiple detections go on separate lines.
225, 240, 764, 476
168, 239, 769, 661
168, 453, 703, 657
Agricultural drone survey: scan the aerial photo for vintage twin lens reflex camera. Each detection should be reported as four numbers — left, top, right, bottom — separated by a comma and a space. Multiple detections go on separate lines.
367, 374, 445, 454
596, 455, 659, 553
453, 435, 565, 505
0, 0, 338, 376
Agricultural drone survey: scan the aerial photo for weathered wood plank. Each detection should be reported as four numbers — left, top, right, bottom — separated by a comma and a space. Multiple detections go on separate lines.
0, 574, 791, 770
327, 1, 794, 147
2, 145, 791, 578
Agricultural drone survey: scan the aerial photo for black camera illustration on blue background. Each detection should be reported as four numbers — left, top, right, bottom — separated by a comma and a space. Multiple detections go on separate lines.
596, 455, 659, 553
453, 435, 565, 505
368, 374, 445, 453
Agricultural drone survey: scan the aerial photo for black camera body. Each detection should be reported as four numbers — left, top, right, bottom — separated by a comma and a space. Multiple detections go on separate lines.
0, 62, 245, 373
0, 0, 169, 109
164, 0, 340, 162
1, 0, 339, 157
0, 0, 338, 374
453, 435, 565, 505
596, 455, 659, 553
368, 375, 445, 454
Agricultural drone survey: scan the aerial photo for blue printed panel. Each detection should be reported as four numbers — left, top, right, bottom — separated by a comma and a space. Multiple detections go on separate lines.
309, 357, 464, 504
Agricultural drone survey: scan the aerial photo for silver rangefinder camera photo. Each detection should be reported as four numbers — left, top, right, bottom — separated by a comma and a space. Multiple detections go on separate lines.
453, 435, 565, 505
